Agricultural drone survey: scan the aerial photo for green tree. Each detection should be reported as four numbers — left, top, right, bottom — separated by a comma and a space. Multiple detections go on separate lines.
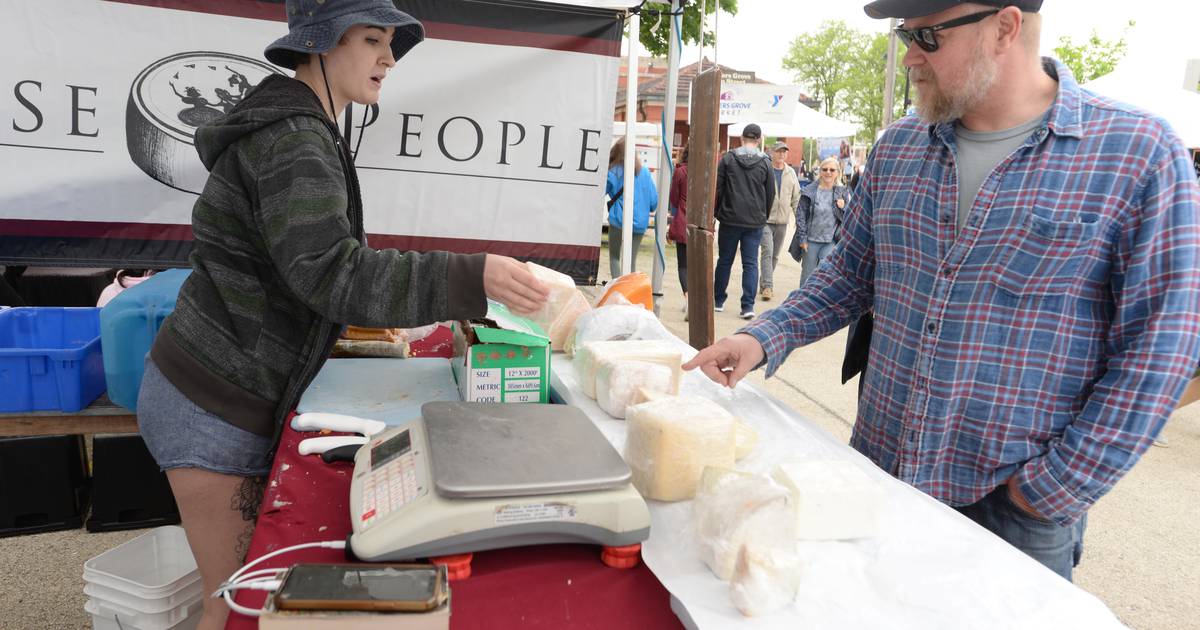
841, 32, 907, 143
636, 1, 738, 58
781, 20, 859, 116
1053, 21, 1134, 83
783, 23, 905, 143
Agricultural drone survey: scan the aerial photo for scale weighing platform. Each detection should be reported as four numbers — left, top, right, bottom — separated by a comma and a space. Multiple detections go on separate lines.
348, 401, 651, 562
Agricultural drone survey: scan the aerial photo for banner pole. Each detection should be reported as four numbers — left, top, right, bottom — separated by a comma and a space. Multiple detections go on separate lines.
620, 11, 639, 278
651, 0, 681, 316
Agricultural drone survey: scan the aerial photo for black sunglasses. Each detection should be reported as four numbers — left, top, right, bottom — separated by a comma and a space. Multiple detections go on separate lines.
894, 9, 1001, 53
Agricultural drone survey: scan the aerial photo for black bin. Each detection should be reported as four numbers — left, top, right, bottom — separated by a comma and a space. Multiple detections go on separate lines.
86, 434, 180, 532
0, 435, 90, 537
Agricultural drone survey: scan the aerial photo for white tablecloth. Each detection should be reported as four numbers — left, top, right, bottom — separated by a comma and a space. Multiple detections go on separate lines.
550, 350, 1127, 630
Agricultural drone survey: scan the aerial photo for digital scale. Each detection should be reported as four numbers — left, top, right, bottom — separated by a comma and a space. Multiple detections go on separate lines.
348, 401, 651, 561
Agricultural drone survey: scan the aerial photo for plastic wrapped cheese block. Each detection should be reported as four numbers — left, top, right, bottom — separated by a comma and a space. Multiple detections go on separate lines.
624, 397, 736, 502
730, 541, 803, 616
524, 262, 591, 351
631, 386, 669, 406
575, 339, 682, 399
692, 471, 793, 580
770, 459, 884, 540
596, 359, 676, 419
544, 290, 590, 352
566, 304, 675, 357
733, 419, 759, 461
696, 465, 752, 495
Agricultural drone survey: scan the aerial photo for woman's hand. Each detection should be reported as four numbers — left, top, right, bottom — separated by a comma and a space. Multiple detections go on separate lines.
836, 198, 846, 209
483, 255, 550, 316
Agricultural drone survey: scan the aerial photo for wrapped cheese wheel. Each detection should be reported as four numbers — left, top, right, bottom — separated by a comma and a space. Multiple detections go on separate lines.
623, 396, 736, 502
575, 339, 682, 400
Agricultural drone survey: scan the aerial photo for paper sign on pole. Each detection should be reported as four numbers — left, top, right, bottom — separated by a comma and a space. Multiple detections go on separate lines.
717, 83, 801, 125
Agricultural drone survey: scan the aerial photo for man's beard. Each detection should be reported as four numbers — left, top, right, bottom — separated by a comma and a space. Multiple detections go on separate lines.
912, 45, 998, 124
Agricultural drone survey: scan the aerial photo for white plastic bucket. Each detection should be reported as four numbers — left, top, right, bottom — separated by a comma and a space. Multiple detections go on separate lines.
84, 576, 202, 614
85, 596, 202, 630
82, 526, 198, 600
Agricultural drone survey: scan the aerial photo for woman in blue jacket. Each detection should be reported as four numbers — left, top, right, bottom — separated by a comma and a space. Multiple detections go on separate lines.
606, 138, 658, 278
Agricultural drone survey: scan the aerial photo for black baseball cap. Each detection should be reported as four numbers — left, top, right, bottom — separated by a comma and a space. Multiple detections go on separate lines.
864, 0, 1042, 19
742, 124, 762, 139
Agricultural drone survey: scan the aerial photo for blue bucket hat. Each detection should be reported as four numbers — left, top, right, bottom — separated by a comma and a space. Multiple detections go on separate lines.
265, 0, 425, 70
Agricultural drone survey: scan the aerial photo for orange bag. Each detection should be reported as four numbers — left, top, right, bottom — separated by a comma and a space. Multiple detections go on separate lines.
598, 272, 653, 310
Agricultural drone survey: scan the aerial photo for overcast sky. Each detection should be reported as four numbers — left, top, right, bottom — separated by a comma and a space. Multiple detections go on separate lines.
666, 0, 1200, 89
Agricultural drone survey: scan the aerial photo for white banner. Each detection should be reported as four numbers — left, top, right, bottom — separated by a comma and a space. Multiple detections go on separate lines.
717, 83, 801, 125
0, 0, 624, 282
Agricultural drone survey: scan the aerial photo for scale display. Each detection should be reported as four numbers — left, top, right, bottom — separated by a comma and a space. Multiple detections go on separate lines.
372, 430, 412, 470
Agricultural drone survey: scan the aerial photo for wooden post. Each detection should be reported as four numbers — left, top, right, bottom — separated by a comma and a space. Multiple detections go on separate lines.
686, 67, 721, 349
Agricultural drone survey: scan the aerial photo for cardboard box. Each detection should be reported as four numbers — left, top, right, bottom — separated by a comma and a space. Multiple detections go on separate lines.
453, 302, 551, 404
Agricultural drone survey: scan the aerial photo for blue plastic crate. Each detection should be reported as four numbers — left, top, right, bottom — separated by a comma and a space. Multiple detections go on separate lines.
0, 308, 106, 413
99, 269, 190, 411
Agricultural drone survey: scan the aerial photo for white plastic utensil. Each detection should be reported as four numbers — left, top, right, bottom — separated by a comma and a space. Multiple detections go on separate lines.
298, 435, 369, 456
292, 412, 387, 436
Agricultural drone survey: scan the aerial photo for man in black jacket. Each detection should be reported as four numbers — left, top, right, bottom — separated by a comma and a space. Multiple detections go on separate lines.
714, 123, 775, 319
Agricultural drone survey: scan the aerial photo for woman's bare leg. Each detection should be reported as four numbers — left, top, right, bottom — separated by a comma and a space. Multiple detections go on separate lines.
166, 469, 263, 630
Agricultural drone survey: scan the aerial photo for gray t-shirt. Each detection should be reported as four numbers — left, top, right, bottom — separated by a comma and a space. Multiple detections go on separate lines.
809, 188, 838, 243
954, 111, 1048, 229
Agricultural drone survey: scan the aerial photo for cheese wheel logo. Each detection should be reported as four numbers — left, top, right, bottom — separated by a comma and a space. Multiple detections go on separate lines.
127, 52, 280, 194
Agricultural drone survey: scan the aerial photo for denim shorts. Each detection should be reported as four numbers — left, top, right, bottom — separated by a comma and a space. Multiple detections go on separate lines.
137, 356, 274, 477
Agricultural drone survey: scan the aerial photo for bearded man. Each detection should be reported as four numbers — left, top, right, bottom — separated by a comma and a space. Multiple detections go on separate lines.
683, 0, 1200, 581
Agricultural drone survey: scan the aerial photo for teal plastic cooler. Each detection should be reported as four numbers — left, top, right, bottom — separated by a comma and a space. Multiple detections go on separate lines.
99, 269, 190, 411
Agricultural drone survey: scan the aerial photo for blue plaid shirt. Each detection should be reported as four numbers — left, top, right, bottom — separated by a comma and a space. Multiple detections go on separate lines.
743, 59, 1200, 525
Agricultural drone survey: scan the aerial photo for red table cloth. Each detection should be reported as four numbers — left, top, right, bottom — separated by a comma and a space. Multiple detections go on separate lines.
226, 329, 682, 629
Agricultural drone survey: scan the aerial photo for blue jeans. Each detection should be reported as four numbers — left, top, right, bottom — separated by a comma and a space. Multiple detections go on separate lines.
714, 224, 762, 312
956, 486, 1087, 581
800, 240, 837, 287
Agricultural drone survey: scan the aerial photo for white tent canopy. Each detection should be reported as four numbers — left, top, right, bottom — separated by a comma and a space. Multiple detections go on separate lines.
727, 104, 858, 139
1083, 70, 1200, 148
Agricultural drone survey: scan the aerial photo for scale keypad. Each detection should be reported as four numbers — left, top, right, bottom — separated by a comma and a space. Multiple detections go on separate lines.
359, 452, 423, 529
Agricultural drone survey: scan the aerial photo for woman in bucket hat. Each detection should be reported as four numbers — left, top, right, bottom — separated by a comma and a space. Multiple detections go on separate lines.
136, 2, 549, 626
